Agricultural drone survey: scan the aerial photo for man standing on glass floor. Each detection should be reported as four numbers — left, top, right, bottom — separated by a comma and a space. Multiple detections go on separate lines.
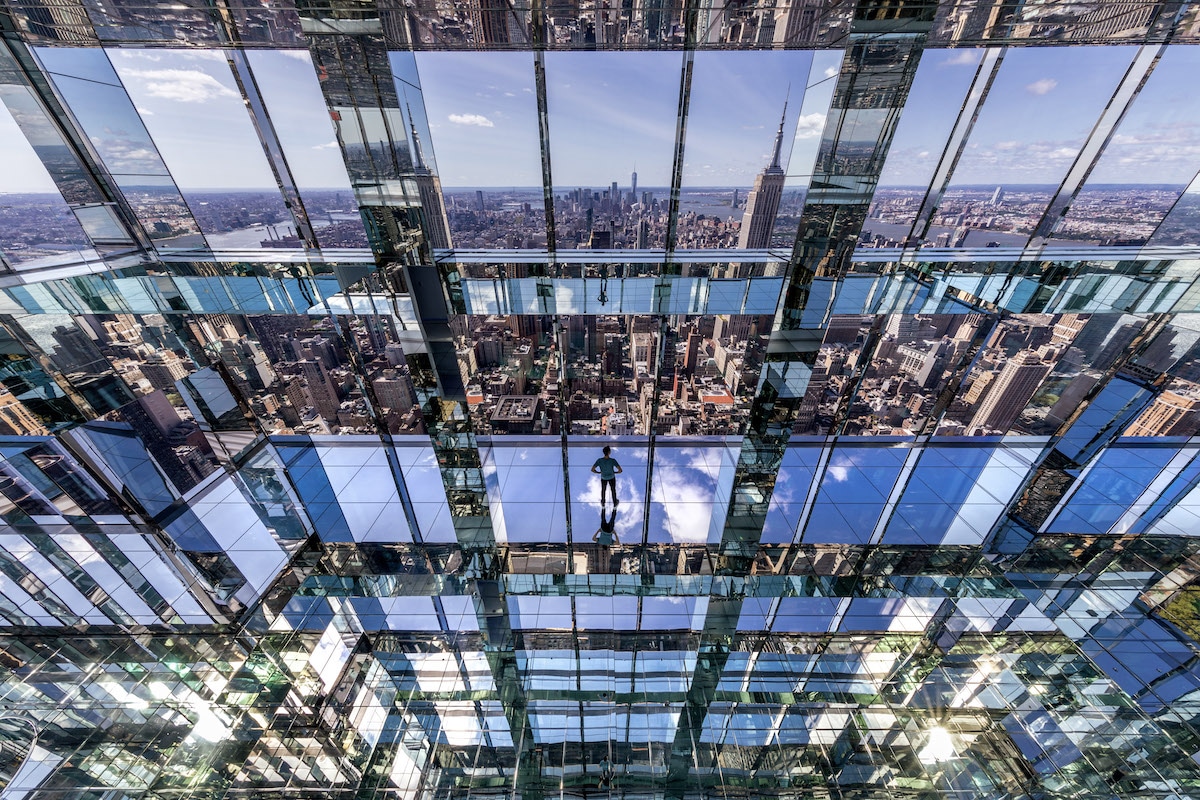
592, 445, 623, 506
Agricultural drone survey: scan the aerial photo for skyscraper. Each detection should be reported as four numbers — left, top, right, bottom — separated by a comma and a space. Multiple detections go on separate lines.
408, 106, 453, 250
737, 100, 788, 249
968, 350, 1052, 433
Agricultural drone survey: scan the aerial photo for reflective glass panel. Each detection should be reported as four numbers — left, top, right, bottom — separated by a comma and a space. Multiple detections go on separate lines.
0, 95, 92, 268
1049, 47, 1200, 248
110, 49, 290, 251
864, 49, 984, 248
545, 52, 682, 250
678, 51, 812, 250
937, 46, 1136, 247
415, 52, 543, 249
245, 50, 369, 249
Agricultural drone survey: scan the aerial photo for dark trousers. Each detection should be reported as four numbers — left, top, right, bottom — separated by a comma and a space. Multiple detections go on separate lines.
601, 478, 617, 502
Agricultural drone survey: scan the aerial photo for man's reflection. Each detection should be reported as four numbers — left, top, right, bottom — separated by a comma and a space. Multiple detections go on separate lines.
593, 506, 619, 571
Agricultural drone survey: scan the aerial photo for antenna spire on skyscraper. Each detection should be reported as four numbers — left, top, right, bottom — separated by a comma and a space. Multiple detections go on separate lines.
405, 98, 427, 171
770, 90, 789, 171
738, 89, 791, 249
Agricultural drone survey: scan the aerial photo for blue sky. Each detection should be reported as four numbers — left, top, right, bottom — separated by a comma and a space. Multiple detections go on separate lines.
949, 46, 1137, 186
109, 49, 281, 191
0, 94, 61, 193
414, 51, 542, 188
878, 46, 1200, 187
6, 45, 1200, 196
95, 48, 351, 191
875, 49, 984, 188
245, 50, 355, 192
682, 51, 813, 187
544, 52, 683, 188
416, 50, 839, 189
1083, 45, 1200, 186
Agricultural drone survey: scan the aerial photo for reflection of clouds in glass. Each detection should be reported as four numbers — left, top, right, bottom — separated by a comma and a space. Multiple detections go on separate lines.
1092, 126, 1200, 185
1083, 47, 1200, 185
793, 112, 826, 139
90, 135, 160, 173
654, 475, 713, 543
940, 50, 980, 67
415, 52, 540, 187
651, 445, 732, 543
771, 468, 800, 504
575, 474, 643, 540
112, 49, 278, 190
950, 46, 1134, 185
124, 68, 239, 103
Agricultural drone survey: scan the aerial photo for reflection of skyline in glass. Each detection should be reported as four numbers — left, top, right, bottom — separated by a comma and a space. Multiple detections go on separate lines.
948, 46, 1135, 188
682, 51, 812, 188
545, 51, 681, 188
7, 15, 1200, 800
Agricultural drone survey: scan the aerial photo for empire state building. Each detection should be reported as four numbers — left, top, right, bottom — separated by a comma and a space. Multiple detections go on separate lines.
409, 108, 453, 250
736, 101, 788, 249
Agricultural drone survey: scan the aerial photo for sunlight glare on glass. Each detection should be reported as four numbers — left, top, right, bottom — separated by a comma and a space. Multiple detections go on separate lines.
918, 726, 957, 764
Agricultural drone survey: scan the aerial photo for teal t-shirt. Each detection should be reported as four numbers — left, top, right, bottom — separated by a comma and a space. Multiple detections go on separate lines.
597, 531, 614, 546
593, 457, 619, 480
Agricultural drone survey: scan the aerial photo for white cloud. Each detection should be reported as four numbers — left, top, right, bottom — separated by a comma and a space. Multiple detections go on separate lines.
312, 140, 340, 150
824, 66, 838, 78
135, 107, 154, 116
89, 134, 161, 172
793, 112, 827, 140
1025, 78, 1058, 96
448, 113, 494, 128
127, 68, 239, 103
941, 50, 979, 67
